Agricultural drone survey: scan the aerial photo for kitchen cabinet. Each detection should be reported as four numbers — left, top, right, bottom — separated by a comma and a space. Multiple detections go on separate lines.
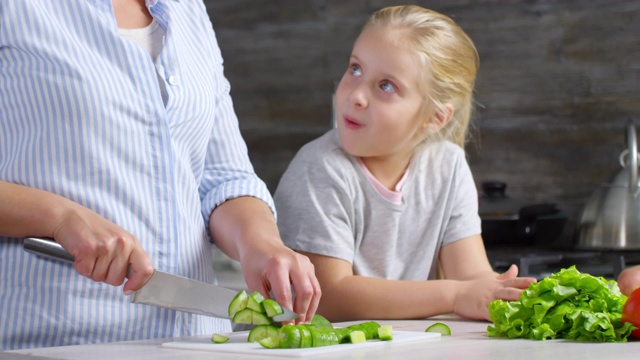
6, 314, 639, 359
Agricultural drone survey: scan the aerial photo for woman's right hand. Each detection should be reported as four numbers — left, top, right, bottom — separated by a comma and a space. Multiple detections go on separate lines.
52, 204, 154, 294
0, 181, 154, 293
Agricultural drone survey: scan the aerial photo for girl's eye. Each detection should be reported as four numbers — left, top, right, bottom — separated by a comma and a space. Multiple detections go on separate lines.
349, 65, 362, 77
380, 80, 396, 93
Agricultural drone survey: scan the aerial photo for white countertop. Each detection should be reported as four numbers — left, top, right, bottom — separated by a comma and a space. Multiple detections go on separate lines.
5, 314, 639, 360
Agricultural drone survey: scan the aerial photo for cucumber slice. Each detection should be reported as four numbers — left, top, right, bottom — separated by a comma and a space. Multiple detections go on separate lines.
246, 290, 265, 312
278, 324, 302, 348
211, 333, 229, 343
310, 314, 333, 329
262, 298, 284, 318
377, 325, 393, 341
259, 336, 280, 349
252, 311, 271, 325
248, 324, 280, 343
231, 308, 254, 324
299, 325, 313, 348
228, 290, 249, 317
308, 326, 341, 347
349, 330, 367, 344
425, 322, 451, 336
345, 321, 380, 340
231, 308, 272, 325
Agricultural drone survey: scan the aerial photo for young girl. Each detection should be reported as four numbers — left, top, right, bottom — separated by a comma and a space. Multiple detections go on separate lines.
273, 5, 536, 321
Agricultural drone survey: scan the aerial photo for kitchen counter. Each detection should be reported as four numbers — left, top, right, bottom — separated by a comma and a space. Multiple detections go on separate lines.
5, 314, 639, 359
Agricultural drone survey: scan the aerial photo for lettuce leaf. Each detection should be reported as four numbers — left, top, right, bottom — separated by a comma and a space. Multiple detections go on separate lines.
487, 266, 636, 342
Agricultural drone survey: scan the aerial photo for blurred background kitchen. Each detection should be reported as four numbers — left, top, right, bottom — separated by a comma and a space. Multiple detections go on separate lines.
204, 0, 640, 283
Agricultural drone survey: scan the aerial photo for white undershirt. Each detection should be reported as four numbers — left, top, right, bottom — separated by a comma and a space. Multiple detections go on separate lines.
118, 19, 168, 104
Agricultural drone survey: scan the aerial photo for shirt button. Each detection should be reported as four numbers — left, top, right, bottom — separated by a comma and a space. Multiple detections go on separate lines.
168, 75, 179, 86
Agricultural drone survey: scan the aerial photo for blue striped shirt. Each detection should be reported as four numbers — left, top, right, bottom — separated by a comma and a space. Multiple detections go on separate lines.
0, 0, 274, 350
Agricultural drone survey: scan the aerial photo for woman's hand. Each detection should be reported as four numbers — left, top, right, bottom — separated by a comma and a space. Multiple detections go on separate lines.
453, 264, 536, 320
0, 181, 153, 293
209, 196, 321, 324
53, 204, 154, 293
239, 242, 321, 324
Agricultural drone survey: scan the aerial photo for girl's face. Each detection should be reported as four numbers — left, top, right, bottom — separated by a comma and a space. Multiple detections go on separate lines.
335, 25, 431, 162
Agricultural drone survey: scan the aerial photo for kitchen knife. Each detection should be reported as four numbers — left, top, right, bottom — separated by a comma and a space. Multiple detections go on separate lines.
23, 237, 298, 322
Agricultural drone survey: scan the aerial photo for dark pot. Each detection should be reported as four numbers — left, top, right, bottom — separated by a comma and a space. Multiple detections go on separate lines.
479, 181, 567, 249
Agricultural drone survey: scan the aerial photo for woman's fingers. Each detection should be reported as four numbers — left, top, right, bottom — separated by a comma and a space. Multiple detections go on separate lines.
244, 250, 321, 325
291, 269, 321, 323
262, 262, 295, 323
122, 247, 154, 293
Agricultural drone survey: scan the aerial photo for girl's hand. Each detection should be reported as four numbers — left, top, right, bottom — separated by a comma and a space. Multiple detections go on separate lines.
53, 204, 154, 294
453, 264, 536, 320
618, 265, 640, 296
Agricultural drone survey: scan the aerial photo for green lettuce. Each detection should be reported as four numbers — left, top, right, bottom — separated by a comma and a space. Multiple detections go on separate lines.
487, 266, 636, 342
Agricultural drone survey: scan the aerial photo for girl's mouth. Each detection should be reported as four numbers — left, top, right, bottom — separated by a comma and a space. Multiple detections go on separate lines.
344, 116, 363, 130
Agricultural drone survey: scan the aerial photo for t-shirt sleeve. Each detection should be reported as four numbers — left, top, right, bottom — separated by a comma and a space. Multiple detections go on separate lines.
441, 152, 482, 246
274, 144, 357, 264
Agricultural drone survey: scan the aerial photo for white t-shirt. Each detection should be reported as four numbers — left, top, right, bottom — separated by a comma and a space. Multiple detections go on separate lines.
274, 130, 482, 280
118, 19, 168, 104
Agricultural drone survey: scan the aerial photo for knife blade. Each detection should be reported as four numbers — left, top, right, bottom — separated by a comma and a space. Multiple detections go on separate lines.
23, 237, 298, 322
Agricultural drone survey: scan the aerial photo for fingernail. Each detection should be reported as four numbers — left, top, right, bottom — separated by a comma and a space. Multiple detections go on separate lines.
123, 290, 133, 296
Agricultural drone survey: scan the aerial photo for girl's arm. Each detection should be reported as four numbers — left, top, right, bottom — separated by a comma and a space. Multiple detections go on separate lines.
302, 250, 458, 321
438, 235, 495, 280
302, 235, 535, 322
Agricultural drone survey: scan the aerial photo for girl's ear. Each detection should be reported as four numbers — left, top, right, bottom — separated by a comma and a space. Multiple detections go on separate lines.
424, 103, 454, 132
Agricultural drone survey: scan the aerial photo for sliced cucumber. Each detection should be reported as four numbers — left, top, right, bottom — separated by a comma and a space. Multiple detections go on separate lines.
278, 324, 302, 348
349, 330, 367, 344
346, 321, 380, 340
262, 298, 283, 318
308, 325, 341, 347
224, 289, 390, 350
231, 308, 272, 325
299, 325, 313, 348
248, 324, 280, 343
425, 322, 451, 336
259, 336, 280, 349
377, 325, 393, 341
211, 333, 229, 343
310, 314, 333, 329
246, 290, 265, 312
227, 289, 249, 317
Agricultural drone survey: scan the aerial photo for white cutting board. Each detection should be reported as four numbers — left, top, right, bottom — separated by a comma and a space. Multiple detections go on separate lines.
162, 330, 440, 357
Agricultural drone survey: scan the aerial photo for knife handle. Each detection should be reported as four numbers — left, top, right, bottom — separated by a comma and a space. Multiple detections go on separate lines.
24, 237, 75, 263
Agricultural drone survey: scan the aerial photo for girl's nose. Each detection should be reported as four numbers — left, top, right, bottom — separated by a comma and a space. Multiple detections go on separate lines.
349, 84, 368, 109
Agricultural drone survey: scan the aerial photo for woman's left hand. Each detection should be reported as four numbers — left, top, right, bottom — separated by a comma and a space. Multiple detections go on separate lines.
239, 242, 321, 324
209, 196, 321, 324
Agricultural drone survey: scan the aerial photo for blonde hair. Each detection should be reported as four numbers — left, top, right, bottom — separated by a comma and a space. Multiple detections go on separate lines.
365, 6, 479, 148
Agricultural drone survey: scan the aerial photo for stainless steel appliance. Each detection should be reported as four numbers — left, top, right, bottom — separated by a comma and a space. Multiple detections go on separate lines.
577, 123, 640, 250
